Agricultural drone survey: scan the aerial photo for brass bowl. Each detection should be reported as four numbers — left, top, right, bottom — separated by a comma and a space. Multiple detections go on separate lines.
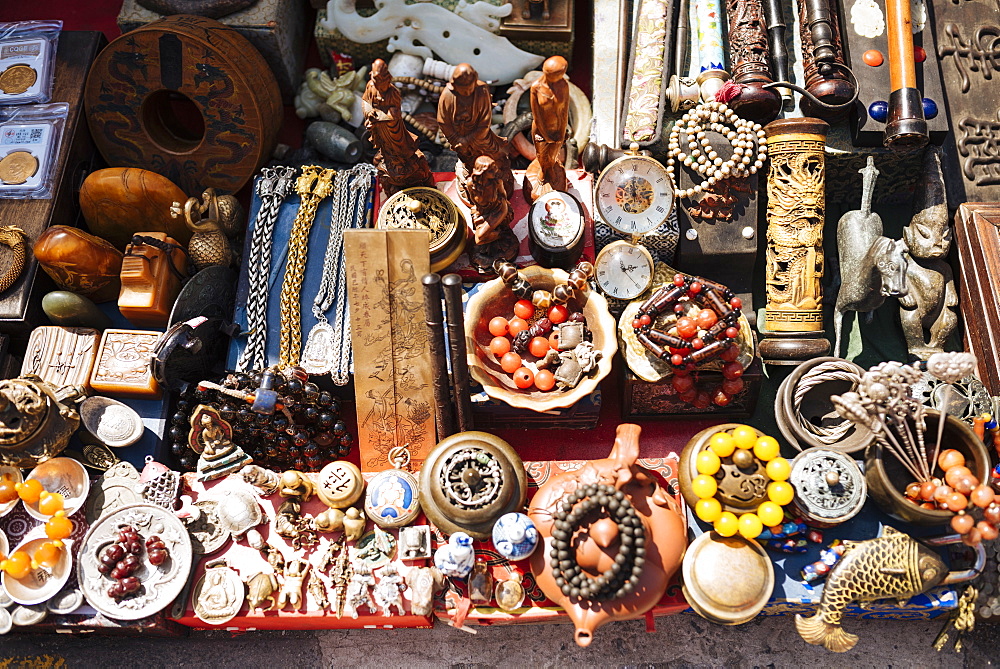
24, 458, 90, 521
865, 410, 990, 526
0, 466, 22, 518
2, 536, 74, 606
465, 265, 617, 412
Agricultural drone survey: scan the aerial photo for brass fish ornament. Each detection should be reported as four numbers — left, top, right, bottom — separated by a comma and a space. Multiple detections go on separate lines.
796, 527, 980, 652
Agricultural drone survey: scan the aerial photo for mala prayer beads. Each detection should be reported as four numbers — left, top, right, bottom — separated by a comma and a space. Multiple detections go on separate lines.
171, 367, 353, 473
633, 273, 746, 407
549, 483, 646, 602
494, 259, 594, 305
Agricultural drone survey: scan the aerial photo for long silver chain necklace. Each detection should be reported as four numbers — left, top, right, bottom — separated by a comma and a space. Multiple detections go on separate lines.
301, 163, 376, 383
236, 166, 297, 373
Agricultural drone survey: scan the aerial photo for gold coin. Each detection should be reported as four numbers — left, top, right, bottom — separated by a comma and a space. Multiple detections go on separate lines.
0, 151, 39, 185
0, 64, 37, 96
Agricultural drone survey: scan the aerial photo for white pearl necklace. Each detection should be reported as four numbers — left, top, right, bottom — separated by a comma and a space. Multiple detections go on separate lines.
665, 101, 768, 199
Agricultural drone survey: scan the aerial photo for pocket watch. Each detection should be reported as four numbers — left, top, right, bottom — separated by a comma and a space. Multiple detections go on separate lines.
595, 240, 655, 300
593, 146, 674, 299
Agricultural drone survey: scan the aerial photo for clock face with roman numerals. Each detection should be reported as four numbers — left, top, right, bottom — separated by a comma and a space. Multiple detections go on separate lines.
594, 154, 674, 236
595, 240, 655, 301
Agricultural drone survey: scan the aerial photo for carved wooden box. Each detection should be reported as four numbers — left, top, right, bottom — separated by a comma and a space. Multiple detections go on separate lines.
89, 329, 162, 399
954, 202, 1000, 393
21, 326, 100, 389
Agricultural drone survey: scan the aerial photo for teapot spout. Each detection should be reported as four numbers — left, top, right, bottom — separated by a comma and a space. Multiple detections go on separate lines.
574, 627, 594, 647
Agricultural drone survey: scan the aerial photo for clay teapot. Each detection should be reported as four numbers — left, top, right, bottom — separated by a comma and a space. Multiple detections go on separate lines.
528, 423, 686, 647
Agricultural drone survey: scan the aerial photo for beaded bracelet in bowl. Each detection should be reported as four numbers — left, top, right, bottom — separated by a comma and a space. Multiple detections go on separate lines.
549, 483, 646, 602
494, 259, 595, 308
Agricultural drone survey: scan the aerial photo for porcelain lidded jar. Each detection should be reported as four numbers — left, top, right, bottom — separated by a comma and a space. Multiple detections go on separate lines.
434, 532, 475, 578
492, 512, 539, 560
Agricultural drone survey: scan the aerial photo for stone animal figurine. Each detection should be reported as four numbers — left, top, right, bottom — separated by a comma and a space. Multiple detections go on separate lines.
833, 157, 908, 356
344, 561, 377, 618
406, 566, 445, 616
897, 147, 958, 360
373, 562, 406, 616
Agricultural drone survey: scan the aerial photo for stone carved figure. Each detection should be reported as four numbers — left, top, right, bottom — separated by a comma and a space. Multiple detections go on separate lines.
765, 134, 826, 332
437, 63, 515, 200
898, 147, 958, 359
405, 566, 445, 617
833, 157, 909, 356
363, 59, 435, 196
344, 560, 377, 618
523, 56, 570, 202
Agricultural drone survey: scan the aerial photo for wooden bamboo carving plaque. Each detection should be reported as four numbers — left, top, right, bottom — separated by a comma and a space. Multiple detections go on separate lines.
21, 326, 100, 389
345, 229, 435, 472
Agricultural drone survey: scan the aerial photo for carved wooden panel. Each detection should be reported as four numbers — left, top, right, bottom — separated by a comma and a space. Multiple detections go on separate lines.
953, 202, 1000, 392
934, 0, 1000, 201
21, 326, 99, 389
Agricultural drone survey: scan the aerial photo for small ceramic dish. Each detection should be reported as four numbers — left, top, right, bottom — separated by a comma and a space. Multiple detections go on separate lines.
1, 536, 74, 606
80, 396, 145, 448
465, 265, 617, 412
0, 466, 22, 518
23, 458, 90, 521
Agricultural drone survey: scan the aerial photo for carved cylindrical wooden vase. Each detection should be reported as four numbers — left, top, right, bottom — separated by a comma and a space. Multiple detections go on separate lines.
760, 118, 831, 363
726, 0, 782, 122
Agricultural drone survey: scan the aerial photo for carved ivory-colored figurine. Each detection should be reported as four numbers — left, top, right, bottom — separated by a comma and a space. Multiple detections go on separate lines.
759, 118, 832, 362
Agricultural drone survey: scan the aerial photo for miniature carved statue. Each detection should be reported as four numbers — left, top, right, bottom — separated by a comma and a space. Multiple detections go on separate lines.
468, 156, 518, 271
245, 571, 279, 612
345, 560, 377, 618
308, 569, 330, 611
437, 63, 515, 200
523, 56, 570, 202
898, 148, 958, 360
363, 59, 435, 196
833, 157, 909, 356
521, 0, 550, 20
373, 562, 406, 616
277, 559, 309, 611
191, 407, 252, 482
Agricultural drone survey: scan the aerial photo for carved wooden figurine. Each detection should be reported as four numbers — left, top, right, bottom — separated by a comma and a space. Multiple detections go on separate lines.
759, 118, 831, 363
437, 63, 515, 201
523, 56, 570, 202
468, 156, 518, 271
363, 59, 435, 196
898, 147, 958, 359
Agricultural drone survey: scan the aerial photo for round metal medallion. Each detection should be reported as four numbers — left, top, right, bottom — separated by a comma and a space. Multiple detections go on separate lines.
81, 396, 145, 448
790, 449, 866, 526
419, 431, 526, 540
0, 64, 37, 95
365, 468, 421, 528
85, 461, 142, 523
192, 561, 244, 626
188, 500, 231, 555
682, 531, 774, 625
316, 460, 364, 509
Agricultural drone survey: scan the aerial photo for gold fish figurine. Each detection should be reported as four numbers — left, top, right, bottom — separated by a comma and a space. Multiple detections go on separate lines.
796, 527, 950, 653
